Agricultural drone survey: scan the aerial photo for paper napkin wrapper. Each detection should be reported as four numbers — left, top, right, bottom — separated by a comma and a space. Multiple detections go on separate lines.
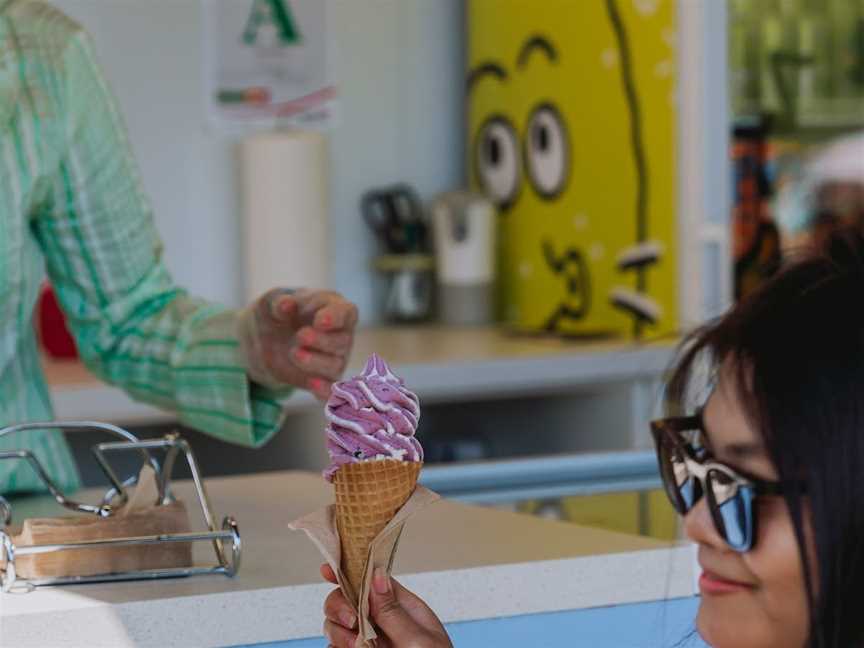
1, 465, 192, 579
288, 485, 440, 648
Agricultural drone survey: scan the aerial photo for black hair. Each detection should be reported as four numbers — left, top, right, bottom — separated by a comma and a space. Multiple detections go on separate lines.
665, 227, 864, 648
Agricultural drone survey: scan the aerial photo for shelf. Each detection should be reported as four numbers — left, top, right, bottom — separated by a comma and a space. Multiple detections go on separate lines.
44, 326, 678, 425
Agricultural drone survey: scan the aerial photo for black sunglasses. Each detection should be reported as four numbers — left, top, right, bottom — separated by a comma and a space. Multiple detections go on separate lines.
650, 414, 785, 552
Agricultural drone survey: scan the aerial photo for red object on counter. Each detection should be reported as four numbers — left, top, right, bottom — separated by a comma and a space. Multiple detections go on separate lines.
36, 284, 78, 359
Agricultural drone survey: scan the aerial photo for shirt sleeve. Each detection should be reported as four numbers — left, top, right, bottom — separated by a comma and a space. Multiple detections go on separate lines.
31, 29, 288, 448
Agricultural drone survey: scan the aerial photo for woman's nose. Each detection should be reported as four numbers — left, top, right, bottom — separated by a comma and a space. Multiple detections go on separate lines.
682, 496, 728, 550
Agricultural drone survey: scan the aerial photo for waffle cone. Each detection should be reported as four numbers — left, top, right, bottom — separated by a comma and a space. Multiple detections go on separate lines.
333, 459, 421, 602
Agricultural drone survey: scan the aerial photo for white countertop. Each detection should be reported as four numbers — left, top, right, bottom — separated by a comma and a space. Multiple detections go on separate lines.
1, 470, 695, 648
46, 326, 677, 424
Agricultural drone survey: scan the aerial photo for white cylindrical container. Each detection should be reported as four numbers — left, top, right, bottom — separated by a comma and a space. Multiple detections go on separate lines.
431, 191, 496, 325
239, 131, 329, 301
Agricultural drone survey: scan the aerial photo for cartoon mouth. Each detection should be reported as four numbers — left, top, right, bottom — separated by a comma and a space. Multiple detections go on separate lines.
541, 240, 591, 330
610, 241, 663, 326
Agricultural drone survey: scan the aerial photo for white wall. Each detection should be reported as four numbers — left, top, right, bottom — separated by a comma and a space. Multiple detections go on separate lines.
50, 0, 466, 321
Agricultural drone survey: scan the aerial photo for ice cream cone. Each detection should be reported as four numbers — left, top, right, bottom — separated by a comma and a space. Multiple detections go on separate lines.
333, 459, 421, 602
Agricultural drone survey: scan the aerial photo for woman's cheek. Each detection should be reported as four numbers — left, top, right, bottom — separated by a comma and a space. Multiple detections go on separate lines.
743, 499, 810, 645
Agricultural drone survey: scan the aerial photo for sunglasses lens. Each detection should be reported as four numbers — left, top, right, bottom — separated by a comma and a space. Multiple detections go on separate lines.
658, 440, 701, 514
707, 469, 754, 552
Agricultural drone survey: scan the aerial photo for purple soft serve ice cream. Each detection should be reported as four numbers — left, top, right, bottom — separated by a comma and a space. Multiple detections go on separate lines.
323, 353, 423, 482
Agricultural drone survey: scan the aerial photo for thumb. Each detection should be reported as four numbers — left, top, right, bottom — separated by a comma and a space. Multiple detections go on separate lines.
258, 288, 300, 328
369, 568, 423, 642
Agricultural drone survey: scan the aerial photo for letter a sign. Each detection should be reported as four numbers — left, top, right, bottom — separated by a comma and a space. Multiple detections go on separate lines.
243, 0, 301, 46
205, 0, 335, 130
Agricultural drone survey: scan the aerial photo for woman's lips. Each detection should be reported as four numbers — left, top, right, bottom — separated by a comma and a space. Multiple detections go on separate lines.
699, 570, 755, 595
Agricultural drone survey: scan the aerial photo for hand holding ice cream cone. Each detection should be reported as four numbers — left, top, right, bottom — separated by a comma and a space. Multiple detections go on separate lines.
321, 563, 452, 648
325, 353, 424, 603
289, 353, 438, 647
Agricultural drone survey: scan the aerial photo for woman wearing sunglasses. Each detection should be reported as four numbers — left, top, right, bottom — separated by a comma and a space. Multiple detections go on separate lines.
322, 228, 864, 647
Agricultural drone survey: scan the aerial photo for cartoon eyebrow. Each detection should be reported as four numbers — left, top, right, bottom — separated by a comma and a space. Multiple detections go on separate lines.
517, 34, 558, 68
466, 62, 508, 92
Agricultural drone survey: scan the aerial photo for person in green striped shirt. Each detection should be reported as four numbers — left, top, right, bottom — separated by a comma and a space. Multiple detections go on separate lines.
0, 1, 358, 494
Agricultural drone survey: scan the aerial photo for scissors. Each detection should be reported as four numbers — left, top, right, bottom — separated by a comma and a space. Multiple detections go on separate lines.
361, 184, 428, 254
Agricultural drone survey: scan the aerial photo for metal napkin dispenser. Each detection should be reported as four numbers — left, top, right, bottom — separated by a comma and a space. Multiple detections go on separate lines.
0, 422, 240, 592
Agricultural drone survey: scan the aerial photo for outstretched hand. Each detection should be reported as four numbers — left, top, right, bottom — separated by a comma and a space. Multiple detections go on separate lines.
239, 289, 358, 400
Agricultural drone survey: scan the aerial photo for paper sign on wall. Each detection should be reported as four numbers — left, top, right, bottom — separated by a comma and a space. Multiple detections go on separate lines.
203, 0, 336, 131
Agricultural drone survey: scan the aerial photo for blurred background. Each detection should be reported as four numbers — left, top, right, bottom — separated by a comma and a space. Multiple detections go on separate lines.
35, 0, 863, 542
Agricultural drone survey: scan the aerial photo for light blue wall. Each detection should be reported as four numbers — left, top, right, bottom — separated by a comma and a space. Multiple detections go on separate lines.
50, 0, 466, 321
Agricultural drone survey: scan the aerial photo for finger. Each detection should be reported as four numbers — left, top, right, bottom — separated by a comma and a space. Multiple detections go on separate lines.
292, 348, 346, 382
308, 377, 334, 402
320, 563, 338, 584
296, 327, 353, 356
258, 288, 300, 327
369, 568, 426, 643
324, 589, 357, 630
323, 619, 357, 648
291, 290, 337, 321
391, 579, 450, 635
313, 301, 358, 332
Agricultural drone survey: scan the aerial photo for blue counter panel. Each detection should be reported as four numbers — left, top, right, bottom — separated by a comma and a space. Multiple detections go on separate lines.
236, 596, 708, 648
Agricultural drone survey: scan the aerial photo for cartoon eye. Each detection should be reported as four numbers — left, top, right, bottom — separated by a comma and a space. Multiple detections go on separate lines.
524, 103, 569, 200
475, 115, 521, 210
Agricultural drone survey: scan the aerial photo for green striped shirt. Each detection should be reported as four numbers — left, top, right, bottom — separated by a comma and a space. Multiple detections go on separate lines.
0, 1, 287, 495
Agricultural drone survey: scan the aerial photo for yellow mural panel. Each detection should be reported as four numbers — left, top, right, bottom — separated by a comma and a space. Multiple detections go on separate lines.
468, 0, 678, 339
